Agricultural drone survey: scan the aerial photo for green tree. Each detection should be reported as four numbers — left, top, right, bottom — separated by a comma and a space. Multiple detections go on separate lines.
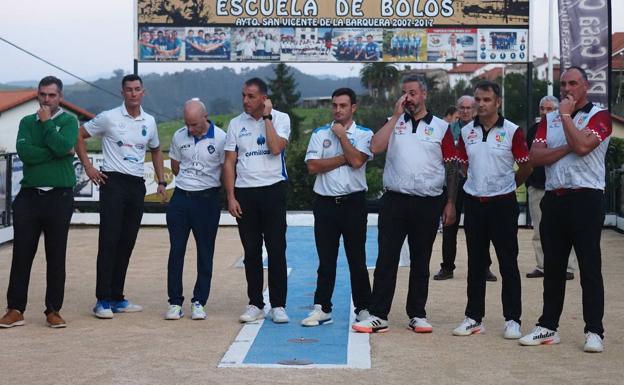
360, 63, 400, 104
268, 63, 303, 141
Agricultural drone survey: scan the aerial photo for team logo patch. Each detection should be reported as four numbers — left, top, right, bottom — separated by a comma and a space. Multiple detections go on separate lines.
116, 140, 124, 147
323, 139, 331, 148
207, 144, 215, 154
141, 125, 147, 136
257, 134, 266, 145
467, 129, 478, 141
134, 144, 145, 150
424, 126, 434, 136
495, 130, 506, 143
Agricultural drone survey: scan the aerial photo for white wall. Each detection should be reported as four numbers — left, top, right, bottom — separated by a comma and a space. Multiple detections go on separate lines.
0, 100, 39, 153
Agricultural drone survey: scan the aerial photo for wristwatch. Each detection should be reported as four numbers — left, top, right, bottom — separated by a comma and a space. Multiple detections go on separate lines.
158, 181, 167, 187
262, 114, 272, 121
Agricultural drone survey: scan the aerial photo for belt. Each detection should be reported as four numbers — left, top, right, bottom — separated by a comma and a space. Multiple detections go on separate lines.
550, 188, 594, 196
317, 191, 365, 205
467, 191, 515, 203
25, 187, 71, 195
176, 187, 219, 197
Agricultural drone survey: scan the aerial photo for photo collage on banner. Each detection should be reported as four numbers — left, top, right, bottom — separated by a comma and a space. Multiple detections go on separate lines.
138, 26, 185, 61
426, 29, 478, 62
383, 30, 427, 62
231, 28, 281, 62
184, 27, 231, 61
331, 29, 384, 62
281, 28, 334, 62
477, 29, 528, 62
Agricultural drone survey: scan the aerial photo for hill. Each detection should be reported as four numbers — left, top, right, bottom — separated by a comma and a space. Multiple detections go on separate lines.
60, 66, 364, 122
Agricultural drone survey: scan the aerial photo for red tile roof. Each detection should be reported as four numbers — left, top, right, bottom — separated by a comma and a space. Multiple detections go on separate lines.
448, 64, 486, 74
613, 32, 624, 55
0, 89, 94, 119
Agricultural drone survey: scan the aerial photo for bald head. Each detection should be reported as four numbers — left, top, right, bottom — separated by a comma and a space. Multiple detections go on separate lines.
184, 99, 209, 138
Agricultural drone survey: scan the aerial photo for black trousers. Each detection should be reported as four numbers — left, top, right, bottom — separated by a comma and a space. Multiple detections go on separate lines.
441, 179, 492, 271
7, 188, 73, 313
235, 182, 287, 309
538, 190, 604, 337
463, 194, 521, 323
312, 191, 371, 314
369, 191, 444, 320
95, 172, 145, 302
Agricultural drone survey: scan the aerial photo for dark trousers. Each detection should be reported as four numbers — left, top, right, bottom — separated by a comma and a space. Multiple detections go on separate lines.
538, 190, 604, 337
464, 194, 521, 323
369, 191, 444, 320
95, 172, 145, 302
167, 187, 221, 306
441, 179, 465, 271
441, 179, 492, 271
312, 191, 371, 314
7, 188, 73, 313
235, 182, 287, 309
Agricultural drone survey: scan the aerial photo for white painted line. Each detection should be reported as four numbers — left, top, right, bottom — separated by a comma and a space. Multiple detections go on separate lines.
347, 301, 371, 369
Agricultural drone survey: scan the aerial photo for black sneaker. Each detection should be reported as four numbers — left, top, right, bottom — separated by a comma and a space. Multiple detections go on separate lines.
486, 270, 498, 282
433, 269, 454, 280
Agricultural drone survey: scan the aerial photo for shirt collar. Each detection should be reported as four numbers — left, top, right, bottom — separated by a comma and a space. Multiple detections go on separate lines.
189, 120, 215, 142
473, 114, 505, 129
572, 102, 594, 118
404, 111, 433, 133
330, 120, 356, 134
120, 103, 146, 121
35, 107, 64, 121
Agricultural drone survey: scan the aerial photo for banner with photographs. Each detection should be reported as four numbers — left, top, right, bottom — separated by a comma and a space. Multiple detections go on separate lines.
477, 29, 528, 63
137, 1, 529, 28
426, 28, 477, 62
136, 1, 529, 63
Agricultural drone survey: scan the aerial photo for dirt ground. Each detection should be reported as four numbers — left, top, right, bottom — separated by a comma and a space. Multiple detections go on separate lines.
0, 226, 622, 385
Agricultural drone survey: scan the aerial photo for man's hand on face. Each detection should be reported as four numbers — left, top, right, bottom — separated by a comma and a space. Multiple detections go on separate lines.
559, 94, 576, 116
331, 122, 347, 139
263, 98, 273, 116
38, 105, 52, 122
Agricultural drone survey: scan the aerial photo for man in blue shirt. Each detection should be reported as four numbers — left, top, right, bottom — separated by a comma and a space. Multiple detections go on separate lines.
364, 35, 379, 61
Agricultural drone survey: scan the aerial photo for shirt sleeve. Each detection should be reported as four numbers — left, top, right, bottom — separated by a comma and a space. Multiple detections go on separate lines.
441, 126, 458, 162
304, 131, 323, 162
354, 129, 373, 159
512, 128, 530, 163
456, 133, 468, 163
148, 119, 160, 149
273, 112, 291, 141
83, 110, 110, 138
533, 119, 547, 144
169, 133, 180, 161
224, 121, 237, 152
586, 110, 612, 142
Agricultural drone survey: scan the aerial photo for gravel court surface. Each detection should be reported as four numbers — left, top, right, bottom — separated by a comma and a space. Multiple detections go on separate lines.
0, 226, 622, 385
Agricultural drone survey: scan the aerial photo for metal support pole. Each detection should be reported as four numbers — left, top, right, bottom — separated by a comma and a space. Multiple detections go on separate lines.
134, 59, 139, 76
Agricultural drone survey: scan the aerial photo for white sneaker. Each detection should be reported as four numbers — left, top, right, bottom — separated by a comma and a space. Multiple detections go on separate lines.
191, 302, 206, 320
355, 309, 371, 322
408, 317, 433, 333
518, 326, 560, 346
301, 304, 332, 327
352, 315, 389, 333
269, 307, 290, 323
583, 332, 604, 353
239, 305, 265, 323
165, 305, 184, 320
453, 317, 485, 336
503, 320, 522, 339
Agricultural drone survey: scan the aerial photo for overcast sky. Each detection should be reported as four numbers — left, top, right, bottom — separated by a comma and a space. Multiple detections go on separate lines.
0, 0, 622, 84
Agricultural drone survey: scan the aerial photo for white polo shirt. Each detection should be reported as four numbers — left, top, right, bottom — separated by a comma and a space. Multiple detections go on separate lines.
534, 103, 611, 191
383, 112, 457, 197
224, 109, 291, 188
304, 121, 373, 196
169, 121, 226, 191
84, 104, 159, 177
458, 115, 529, 197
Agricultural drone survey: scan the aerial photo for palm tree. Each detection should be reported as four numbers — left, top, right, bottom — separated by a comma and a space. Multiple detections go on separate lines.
360, 63, 400, 102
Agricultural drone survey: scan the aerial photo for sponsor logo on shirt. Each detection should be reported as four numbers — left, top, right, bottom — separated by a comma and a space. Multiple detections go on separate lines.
135, 144, 145, 150
395, 121, 406, 135
180, 144, 191, 150
257, 134, 266, 145
141, 125, 147, 136
467, 129, 478, 144
207, 144, 215, 154
239, 127, 251, 137
123, 156, 140, 163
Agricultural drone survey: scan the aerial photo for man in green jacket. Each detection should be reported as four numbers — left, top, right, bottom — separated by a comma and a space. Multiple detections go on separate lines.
0, 76, 77, 329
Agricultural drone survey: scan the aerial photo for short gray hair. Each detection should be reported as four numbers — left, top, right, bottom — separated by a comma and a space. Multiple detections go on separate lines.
456, 95, 474, 107
539, 95, 559, 109
401, 75, 427, 92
